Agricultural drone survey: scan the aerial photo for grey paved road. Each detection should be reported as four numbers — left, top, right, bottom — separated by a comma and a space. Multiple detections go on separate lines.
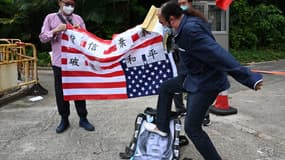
0, 60, 285, 160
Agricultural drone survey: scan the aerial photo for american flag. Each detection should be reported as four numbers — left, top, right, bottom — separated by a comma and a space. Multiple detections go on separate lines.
61, 25, 177, 100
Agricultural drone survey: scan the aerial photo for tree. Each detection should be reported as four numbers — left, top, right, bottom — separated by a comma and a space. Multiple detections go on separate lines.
230, 0, 285, 50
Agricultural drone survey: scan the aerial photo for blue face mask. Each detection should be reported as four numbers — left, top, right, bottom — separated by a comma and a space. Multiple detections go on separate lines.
180, 5, 189, 11
163, 26, 172, 35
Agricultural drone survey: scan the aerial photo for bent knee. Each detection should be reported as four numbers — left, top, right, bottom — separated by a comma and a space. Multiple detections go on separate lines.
184, 124, 202, 138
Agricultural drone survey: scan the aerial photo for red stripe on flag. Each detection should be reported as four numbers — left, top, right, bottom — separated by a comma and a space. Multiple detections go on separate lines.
62, 58, 67, 64
83, 31, 112, 45
62, 82, 126, 89
104, 45, 117, 55
62, 35, 162, 63
62, 70, 124, 77
64, 94, 128, 100
100, 62, 121, 70
132, 33, 140, 42
132, 36, 163, 50
62, 46, 82, 53
81, 40, 87, 47
83, 61, 120, 70
62, 45, 124, 62
62, 34, 69, 41
216, 0, 233, 10
66, 24, 73, 30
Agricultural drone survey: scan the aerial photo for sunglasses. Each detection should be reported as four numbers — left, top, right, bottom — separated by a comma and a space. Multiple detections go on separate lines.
61, 1, 75, 7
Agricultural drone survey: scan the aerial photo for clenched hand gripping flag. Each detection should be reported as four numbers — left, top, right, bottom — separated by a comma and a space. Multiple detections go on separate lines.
61, 18, 177, 100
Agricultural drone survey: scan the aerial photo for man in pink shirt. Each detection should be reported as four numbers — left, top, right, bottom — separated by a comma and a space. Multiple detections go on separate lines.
39, 0, 94, 133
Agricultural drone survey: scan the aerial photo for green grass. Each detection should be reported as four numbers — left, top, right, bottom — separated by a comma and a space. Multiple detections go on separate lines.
231, 49, 285, 64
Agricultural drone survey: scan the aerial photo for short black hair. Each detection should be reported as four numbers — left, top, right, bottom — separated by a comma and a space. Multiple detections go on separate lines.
161, 1, 183, 23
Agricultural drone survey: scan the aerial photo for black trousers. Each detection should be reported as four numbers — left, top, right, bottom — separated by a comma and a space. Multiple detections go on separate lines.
156, 74, 210, 133
156, 75, 186, 133
52, 66, 87, 119
173, 92, 185, 111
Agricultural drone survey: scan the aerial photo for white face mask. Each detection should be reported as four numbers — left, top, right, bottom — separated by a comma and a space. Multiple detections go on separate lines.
62, 5, 74, 15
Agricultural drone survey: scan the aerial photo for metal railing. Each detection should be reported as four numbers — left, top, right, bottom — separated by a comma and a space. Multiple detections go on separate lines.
0, 39, 38, 94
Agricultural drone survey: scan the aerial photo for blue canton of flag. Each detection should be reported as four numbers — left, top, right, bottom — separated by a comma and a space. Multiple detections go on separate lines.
121, 54, 175, 98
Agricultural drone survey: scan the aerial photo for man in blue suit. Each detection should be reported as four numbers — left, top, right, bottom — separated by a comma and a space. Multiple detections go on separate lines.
145, 2, 263, 160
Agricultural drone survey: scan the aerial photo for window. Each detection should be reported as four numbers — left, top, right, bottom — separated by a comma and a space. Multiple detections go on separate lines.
193, 1, 228, 32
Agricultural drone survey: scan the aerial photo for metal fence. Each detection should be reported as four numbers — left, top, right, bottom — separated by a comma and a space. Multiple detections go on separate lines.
0, 39, 38, 94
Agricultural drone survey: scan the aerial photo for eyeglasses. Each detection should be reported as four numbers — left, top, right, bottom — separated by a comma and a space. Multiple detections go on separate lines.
61, 1, 75, 7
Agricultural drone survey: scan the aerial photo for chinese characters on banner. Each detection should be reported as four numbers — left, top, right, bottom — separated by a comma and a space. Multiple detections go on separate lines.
61, 25, 177, 100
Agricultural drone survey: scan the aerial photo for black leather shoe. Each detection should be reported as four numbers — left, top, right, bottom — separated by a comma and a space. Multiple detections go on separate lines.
202, 115, 211, 126
56, 118, 69, 133
79, 118, 95, 131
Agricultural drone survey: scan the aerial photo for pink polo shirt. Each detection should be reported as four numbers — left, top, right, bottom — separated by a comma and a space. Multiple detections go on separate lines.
39, 12, 86, 67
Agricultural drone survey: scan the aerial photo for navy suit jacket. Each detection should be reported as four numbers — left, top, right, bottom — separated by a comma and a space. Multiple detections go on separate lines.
175, 15, 263, 93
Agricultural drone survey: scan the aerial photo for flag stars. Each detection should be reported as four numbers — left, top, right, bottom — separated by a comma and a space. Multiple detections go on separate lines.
121, 54, 174, 98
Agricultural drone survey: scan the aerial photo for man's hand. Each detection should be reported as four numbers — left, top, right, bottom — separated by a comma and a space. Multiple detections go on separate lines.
53, 23, 67, 34
73, 24, 80, 28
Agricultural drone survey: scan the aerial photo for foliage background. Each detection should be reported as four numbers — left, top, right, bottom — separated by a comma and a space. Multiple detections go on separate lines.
0, 0, 284, 65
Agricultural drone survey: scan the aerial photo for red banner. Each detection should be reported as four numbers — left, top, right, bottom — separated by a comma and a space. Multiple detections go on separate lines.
216, 0, 233, 10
